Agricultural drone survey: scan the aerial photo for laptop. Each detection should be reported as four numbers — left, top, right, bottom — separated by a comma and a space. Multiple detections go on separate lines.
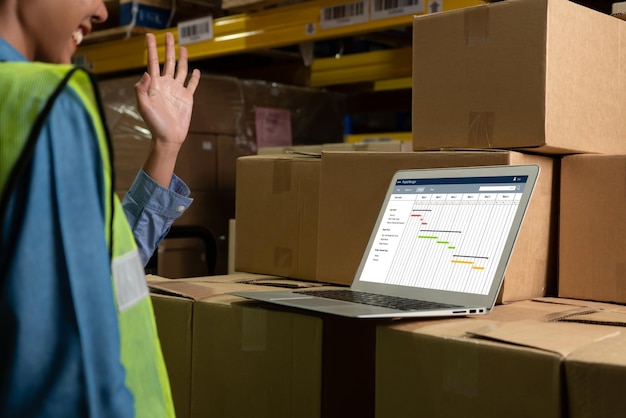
232, 164, 540, 319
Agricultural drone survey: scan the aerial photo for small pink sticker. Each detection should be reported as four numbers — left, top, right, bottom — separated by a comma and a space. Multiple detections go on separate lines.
255, 107, 292, 148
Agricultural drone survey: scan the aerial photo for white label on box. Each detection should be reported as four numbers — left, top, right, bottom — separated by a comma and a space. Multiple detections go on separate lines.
255, 107, 292, 148
178, 15, 214, 45
320, 0, 370, 30
370, 0, 424, 20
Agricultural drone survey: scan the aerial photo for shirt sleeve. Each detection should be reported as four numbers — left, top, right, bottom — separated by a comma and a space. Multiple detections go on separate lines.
122, 169, 194, 267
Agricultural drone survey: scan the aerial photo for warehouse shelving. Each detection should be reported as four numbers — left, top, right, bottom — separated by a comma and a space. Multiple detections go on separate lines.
79, 0, 490, 148
77, 0, 486, 75
309, 46, 411, 87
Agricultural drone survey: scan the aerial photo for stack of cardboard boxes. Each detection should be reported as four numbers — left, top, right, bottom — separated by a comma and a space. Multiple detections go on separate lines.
145, 0, 626, 416
149, 272, 385, 418
235, 150, 556, 302
99, 73, 345, 275
381, 0, 626, 416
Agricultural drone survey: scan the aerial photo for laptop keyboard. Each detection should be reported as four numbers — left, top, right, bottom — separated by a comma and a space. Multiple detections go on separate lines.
294, 289, 462, 311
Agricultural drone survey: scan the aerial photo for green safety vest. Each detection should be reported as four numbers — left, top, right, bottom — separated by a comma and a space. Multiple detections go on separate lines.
0, 63, 175, 418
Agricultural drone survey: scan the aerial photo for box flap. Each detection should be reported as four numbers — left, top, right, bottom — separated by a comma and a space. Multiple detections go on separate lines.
468, 320, 620, 356
178, 273, 326, 289
148, 277, 279, 300
534, 296, 626, 312
409, 318, 498, 337
558, 311, 626, 327
534, 297, 626, 325
149, 280, 218, 300
387, 299, 596, 337
235, 278, 326, 288
489, 299, 596, 322
148, 280, 234, 300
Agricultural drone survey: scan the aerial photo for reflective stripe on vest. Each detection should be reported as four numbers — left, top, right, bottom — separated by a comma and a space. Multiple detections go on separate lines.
0, 63, 175, 418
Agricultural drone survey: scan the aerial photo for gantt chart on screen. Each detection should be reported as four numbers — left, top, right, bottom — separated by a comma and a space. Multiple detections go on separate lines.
359, 176, 528, 295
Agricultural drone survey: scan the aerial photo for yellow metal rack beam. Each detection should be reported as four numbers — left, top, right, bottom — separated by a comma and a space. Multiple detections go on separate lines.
345, 132, 412, 143
309, 47, 412, 87
78, 0, 486, 75
374, 76, 412, 91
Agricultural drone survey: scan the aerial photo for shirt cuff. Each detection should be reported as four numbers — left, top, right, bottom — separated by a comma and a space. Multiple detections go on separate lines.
126, 169, 194, 219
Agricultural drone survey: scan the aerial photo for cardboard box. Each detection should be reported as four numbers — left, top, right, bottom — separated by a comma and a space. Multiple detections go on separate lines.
168, 190, 236, 276
119, 0, 172, 29
235, 154, 321, 280
99, 73, 344, 190
189, 291, 322, 418
191, 295, 379, 418
520, 298, 626, 418
115, 0, 220, 30
216, 134, 253, 191
565, 332, 626, 418
189, 74, 247, 136
109, 135, 151, 191
149, 275, 289, 418
150, 280, 205, 418
190, 75, 346, 151
375, 299, 622, 418
236, 150, 557, 303
99, 77, 217, 191
149, 275, 378, 418
563, 312, 626, 418
560, 154, 626, 304
412, 0, 626, 154
157, 238, 212, 279
98, 75, 151, 190
257, 140, 413, 155
177, 134, 218, 191
178, 272, 323, 288
228, 218, 236, 274
149, 274, 293, 417
239, 78, 345, 148
107, 133, 217, 191
317, 150, 557, 304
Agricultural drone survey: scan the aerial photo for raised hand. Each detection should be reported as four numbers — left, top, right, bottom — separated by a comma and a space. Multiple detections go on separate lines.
136, 32, 201, 188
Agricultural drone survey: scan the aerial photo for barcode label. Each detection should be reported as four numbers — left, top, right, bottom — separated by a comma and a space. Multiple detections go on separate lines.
320, 0, 369, 30
371, 0, 424, 20
178, 15, 214, 45
71, 54, 92, 70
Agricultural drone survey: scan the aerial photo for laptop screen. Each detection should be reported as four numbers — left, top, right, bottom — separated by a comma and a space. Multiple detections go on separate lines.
358, 172, 531, 296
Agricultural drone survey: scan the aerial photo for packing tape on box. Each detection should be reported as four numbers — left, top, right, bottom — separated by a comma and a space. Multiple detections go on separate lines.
464, 5, 490, 46
273, 246, 294, 275
443, 339, 479, 397
241, 306, 267, 352
464, 6, 495, 149
272, 159, 292, 193
468, 112, 495, 148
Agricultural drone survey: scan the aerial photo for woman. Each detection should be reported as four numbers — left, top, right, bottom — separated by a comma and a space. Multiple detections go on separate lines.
0, 0, 201, 416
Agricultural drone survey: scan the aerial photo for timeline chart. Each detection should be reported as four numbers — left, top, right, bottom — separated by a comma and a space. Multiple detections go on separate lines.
359, 187, 522, 295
